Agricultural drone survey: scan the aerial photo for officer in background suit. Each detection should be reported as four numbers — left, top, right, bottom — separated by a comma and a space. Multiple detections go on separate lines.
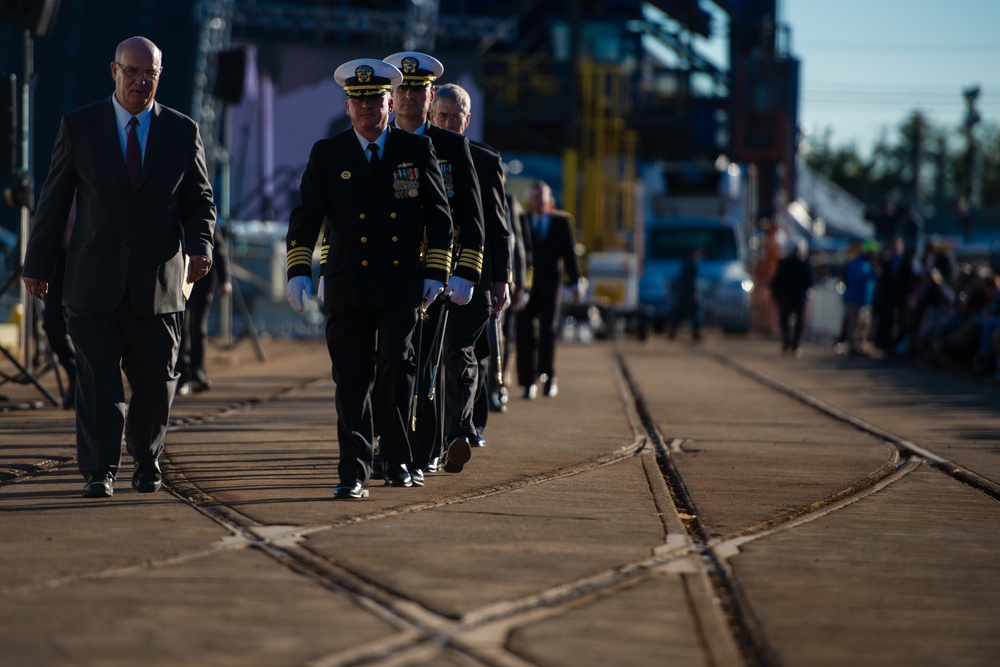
22, 36, 216, 498
383, 54, 487, 479
429, 83, 512, 451
515, 180, 581, 399
286, 59, 453, 500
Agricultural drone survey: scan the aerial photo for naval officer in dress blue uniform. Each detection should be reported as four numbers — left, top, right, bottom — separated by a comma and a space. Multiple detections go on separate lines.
286, 58, 454, 499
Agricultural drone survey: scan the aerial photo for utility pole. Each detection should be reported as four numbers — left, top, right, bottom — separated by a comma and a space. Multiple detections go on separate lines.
962, 86, 980, 241
963, 86, 981, 204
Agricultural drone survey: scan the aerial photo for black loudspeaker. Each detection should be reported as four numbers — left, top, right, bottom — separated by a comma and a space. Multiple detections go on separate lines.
0, 72, 15, 178
211, 47, 247, 105
0, 0, 61, 37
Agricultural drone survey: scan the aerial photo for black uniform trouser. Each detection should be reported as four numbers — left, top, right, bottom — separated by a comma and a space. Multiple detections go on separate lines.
411, 300, 489, 469
473, 311, 502, 434
327, 307, 417, 486
66, 297, 182, 479
516, 286, 560, 387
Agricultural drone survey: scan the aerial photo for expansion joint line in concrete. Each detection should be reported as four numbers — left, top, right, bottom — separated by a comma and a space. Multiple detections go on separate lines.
702, 349, 1000, 503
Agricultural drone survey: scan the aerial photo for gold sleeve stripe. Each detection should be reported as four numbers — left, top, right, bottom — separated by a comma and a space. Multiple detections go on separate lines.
457, 248, 484, 273
425, 248, 453, 272
287, 246, 314, 270
320, 245, 329, 263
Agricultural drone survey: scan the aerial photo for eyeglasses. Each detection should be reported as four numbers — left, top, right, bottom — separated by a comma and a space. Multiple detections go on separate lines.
115, 62, 162, 80
434, 112, 467, 123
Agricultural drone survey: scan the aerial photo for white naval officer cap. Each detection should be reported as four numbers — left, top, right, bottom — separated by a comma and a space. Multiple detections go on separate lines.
334, 58, 403, 97
382, 51, 444, 88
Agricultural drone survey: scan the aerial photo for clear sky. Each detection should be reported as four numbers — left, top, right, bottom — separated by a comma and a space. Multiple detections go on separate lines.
782, 0, 1000, 154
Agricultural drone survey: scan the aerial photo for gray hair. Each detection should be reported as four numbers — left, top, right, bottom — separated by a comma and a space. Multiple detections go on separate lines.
432, 83, 471, 115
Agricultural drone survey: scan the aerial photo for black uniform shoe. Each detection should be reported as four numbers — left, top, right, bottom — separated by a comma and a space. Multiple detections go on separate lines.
410, 468, 425, 487
371, 439, 384, 480
334, 482, 369, 500
131, 460, 162, 493
543, 376, 558, 397
473, 428, 486, 448
82, 473, 114, 498
522, 384, 537, 400
488, 392, 506, 412
384, 464, 413, 487
443, 436, 472, 473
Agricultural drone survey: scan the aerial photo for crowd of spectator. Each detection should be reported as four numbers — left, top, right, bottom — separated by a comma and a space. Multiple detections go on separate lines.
835, 233, 1000, 383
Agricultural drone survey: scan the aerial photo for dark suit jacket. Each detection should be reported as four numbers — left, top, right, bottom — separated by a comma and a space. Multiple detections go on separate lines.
23, 97, 216, 316
530, 210, 579, 296
469, 141, 512, 307
422, 123, 484, 283
287, 125, 453, 312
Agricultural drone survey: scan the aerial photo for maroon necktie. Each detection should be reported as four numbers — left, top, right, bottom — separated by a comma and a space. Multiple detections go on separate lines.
126, 116, 141, 190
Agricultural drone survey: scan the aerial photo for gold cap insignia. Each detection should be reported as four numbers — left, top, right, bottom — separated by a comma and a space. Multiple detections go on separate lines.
401, 57, 419, 74
355, 65, 374, 83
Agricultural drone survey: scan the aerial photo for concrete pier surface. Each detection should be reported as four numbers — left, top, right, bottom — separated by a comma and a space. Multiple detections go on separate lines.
2, 332, 998, 666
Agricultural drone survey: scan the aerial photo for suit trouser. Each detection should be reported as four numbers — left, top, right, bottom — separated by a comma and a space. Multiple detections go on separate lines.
66, 297, 182, 479
777, 299, 806, 350
516, 286, 560, 387
328, 307, 417, 486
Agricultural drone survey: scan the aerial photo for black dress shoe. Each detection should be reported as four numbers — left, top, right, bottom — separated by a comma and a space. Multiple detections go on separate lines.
473, 428, 486, 448
522, 384, 537, 400
131, 460, 163, 493
410, 468, 425, 487
190, 378, 212, 393
443, 436, 472, 473
82, 473, 114, 498
543, 376, 558, 397
334, 482, 369, 499
384, 464, 413, 487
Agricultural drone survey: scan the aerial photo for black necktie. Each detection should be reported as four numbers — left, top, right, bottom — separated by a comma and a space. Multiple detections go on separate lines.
126, 116, 142, 190
367, 142, 380, 172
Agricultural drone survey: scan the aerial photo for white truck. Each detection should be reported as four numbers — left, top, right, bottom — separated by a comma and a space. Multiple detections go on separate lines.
637, 159, 755, 333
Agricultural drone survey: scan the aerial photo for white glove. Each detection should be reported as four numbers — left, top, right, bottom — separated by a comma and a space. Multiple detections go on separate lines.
317, 275, 325, 304
516, 289, 530, 311
287, 276, 314, 313
444, 275, 475, 306
421, 279, 445, 310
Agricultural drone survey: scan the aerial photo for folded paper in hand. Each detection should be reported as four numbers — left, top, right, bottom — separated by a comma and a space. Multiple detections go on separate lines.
182, 255, 194, 300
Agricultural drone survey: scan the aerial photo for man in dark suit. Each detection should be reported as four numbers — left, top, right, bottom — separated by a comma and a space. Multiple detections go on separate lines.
286, 58, 453, 500
383, 54, 487, 479
22, 36, 217, 498
515, 180, 581, 399
429, 82, 513, 451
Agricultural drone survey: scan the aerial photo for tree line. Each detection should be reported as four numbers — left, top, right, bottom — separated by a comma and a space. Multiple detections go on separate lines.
803, 110, 1000, 240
